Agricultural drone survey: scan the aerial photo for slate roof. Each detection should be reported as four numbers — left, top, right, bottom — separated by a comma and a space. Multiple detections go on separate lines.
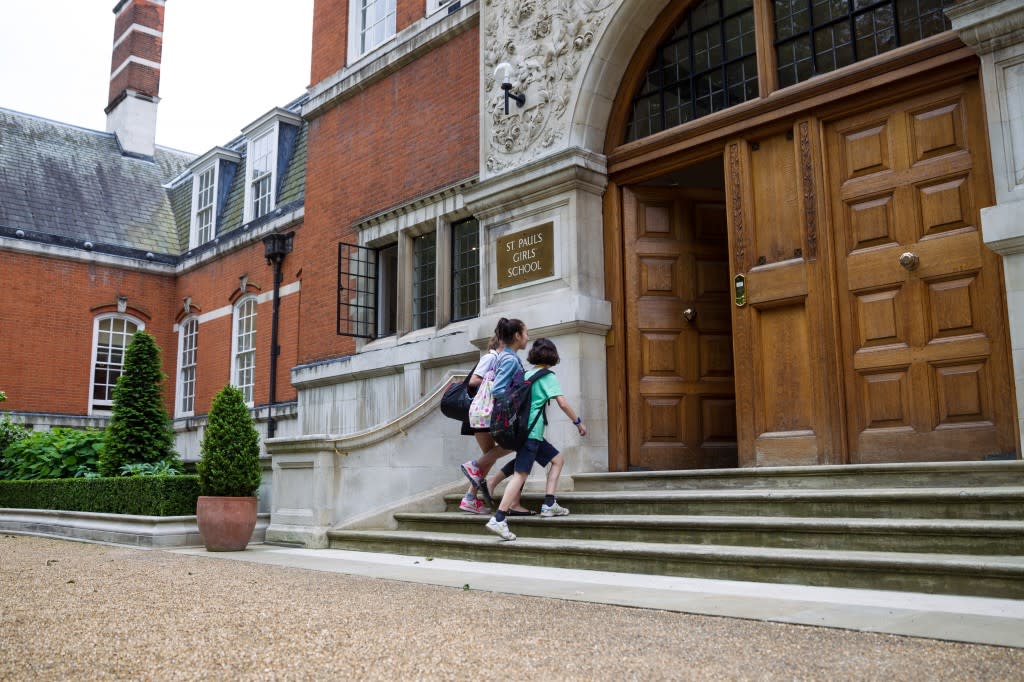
0, 107, 195, 257
0, 94, 307, 262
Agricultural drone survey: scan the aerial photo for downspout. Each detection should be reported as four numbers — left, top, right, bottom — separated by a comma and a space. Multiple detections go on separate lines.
262, 232, 294, 439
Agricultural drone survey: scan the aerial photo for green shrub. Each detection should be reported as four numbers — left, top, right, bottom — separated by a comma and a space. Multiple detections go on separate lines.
119, 461, 183, 477
0, 475, 200, 516
100, 331, 178, 477
0, 428, 104, 481
198, 386, 262, 497
0, 416, 29, 459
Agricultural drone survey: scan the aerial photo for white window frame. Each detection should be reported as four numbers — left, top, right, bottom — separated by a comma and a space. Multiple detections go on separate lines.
231, 296, 258, 406
185, 147, 241, 249
247, 130, 275, 222
241, 109, 302, 225
190, 165, 216, 248
88, 314, 145, 416
176, 317, 199, 417
347, 0, 397, 64
426, 0, 456, 16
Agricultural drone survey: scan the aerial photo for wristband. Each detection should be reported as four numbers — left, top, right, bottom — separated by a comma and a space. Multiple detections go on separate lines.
573, 416, 582, 426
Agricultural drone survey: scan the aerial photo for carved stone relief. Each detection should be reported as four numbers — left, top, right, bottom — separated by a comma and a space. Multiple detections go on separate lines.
483, 0, 619, 176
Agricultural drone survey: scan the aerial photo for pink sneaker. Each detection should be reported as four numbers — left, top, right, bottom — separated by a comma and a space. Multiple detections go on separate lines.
459, 498, 487, 514
460, 460, 484, 487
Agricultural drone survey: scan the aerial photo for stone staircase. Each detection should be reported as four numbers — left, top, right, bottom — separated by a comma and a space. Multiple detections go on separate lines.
327, 460, 1024, 598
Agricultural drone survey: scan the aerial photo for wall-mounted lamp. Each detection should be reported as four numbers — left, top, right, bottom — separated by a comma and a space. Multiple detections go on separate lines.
495, 62, 525, 115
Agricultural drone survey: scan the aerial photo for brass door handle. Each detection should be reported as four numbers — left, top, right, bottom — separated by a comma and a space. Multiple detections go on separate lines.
682, 308, 696, 323
899, 252, 919, 271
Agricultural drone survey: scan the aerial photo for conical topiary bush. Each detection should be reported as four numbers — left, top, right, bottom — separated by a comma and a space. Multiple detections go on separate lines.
99, 330, 178, 477
198, 385, 262, 497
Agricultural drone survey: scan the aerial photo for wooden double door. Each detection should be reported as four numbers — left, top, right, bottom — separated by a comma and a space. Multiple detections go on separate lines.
622, 79, 1019, 469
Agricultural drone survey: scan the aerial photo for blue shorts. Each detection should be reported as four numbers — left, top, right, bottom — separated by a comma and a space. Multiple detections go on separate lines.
513, 438, 559, 474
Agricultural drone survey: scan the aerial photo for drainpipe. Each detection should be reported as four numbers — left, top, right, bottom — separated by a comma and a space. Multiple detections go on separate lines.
262, 231, 294, 439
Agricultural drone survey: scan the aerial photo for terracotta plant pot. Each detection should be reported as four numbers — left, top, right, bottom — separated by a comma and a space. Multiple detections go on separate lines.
196, 496, 257, 551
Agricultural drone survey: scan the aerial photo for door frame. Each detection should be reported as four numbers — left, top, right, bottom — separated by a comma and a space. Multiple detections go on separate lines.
603, 38, 983, 471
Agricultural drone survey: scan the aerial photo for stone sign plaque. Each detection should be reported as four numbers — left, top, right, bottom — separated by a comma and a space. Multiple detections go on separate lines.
496, 222, 555, 289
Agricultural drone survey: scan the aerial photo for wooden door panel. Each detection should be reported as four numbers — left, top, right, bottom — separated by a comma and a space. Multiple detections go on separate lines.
726, 127, 842, 467
624, 187, 736, 470
827, 81, 1018, 462
756, 303, 814, 434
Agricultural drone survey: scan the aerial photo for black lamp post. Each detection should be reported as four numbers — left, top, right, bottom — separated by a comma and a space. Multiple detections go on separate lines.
263, 231, 294, 438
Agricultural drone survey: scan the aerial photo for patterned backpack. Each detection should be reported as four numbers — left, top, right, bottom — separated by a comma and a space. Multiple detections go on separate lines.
490, 367, 551, 451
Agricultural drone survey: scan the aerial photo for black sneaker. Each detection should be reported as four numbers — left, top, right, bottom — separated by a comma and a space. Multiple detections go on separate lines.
477, 478, 496, 509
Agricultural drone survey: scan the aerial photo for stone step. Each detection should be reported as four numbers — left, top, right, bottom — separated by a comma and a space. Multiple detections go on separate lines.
395, 511, 1024, 555
326, 530, 1024, 599
571, 460, 1024, 492
446, 487, 1024, 520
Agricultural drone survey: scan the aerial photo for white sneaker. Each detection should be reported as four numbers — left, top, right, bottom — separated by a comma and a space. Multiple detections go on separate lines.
540, 501, 570, 517
485, 517, 517, 541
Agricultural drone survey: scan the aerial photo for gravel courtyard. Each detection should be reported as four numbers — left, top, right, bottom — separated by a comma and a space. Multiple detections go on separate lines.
1, 535, 1022, 681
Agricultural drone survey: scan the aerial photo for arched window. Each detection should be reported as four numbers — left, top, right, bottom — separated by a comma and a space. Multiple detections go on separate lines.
627, 0, 758, 141
625, 0, 955, 142
90, 315, 143, 414
177, 317, 199, 416
232, 297, 257, 405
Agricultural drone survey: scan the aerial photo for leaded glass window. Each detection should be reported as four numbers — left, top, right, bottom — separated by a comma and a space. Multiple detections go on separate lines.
774, 0, 955, 88
626, 0, 757, 142
623, 0, 956, 143
451, 218, 480, 322
412, 232, 436, 330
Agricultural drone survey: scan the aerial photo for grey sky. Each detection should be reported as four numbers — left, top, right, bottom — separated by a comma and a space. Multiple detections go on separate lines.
0, 0, 313, 154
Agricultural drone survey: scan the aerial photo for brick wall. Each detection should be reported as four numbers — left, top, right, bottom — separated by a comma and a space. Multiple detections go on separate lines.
0, 231, 301, 421
311, 0, 349, 84
174, 236, 302, 415
0, 250, 177, 416
301, 25, 480, 364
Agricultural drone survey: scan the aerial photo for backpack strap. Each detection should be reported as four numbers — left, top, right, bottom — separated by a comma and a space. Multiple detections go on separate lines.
524, 369, 552, 435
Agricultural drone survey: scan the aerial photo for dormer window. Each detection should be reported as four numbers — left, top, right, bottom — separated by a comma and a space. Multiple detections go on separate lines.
193, 166, 215, 244
242, 108, 303, 224
249, 131, 274, 220
186, 147, 241, 249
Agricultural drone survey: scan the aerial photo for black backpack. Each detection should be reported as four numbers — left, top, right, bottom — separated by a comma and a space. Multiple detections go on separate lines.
490, 367, 551, 451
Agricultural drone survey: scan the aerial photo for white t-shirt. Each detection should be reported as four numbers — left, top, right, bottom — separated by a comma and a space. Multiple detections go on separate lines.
472, 350, 499, 379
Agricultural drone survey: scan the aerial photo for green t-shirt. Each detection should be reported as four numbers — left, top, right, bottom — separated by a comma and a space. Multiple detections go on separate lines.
525, 368, 562, 442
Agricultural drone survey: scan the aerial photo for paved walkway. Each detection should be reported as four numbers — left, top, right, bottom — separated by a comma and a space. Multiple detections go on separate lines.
176, 544, 1024, 649
3, 535, 1023, 680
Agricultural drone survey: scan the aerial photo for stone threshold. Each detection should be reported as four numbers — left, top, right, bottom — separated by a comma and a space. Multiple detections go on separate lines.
0, 508, 269, 548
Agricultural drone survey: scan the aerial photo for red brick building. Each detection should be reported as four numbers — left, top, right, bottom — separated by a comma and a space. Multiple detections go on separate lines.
3, 0, 1023, 548
0, 0, 307, 473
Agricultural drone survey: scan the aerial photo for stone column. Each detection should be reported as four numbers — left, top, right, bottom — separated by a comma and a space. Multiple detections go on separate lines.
948, 0, 1024, 455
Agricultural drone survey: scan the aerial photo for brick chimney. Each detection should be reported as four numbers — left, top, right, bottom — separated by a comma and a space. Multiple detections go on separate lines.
104, 0, 165, 158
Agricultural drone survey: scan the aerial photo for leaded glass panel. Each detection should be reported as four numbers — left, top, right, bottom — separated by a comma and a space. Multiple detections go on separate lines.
412, 232, 436, 330
626, 0, 757, 142
452, 218, 480, 322
775, 0, 955, 88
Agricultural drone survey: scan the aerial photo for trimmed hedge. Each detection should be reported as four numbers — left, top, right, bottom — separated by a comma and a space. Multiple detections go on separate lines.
0, 475, 200, 516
